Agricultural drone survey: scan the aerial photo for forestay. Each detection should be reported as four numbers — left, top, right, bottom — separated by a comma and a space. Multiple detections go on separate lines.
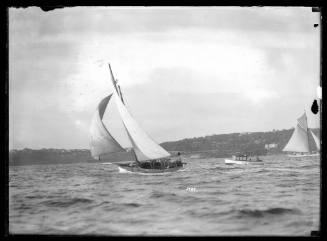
89, 94, 125, 159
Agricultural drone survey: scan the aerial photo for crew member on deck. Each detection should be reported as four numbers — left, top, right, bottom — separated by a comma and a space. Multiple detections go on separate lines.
176, 152, 182, 167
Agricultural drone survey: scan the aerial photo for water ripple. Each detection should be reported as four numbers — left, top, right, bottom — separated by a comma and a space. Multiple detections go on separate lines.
9, 156, 320, 235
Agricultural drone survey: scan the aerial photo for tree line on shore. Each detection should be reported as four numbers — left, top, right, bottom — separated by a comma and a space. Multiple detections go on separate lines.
9, 128, 319, 165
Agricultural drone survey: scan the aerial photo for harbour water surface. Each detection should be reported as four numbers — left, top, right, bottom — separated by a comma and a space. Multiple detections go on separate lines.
9, 155, 320, 235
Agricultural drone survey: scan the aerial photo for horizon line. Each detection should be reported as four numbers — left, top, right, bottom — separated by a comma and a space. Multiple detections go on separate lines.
10, 126, 320, 151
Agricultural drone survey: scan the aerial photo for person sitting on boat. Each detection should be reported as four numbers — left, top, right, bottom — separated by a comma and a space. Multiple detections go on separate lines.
175, 153, 182, 166
154, 160, 161, 169
139, 161, 147, 169
177, 160, 182, 167
150, 160, 155, 168
164, 159, 169, 168
145, 161, 152, 169
162, 159, 166, 168
170, 160, 174, 168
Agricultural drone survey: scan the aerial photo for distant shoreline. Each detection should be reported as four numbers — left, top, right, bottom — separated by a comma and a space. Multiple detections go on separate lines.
9, 128, 320, 166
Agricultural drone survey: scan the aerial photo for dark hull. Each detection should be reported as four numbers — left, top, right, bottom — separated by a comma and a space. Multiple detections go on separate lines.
117, 164, 186, 173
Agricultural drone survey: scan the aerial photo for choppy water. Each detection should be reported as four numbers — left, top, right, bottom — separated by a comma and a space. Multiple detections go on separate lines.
9, 155, 320, 236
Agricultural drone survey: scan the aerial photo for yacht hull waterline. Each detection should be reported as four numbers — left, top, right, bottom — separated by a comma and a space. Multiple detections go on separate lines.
287, 153, 319, 158
118, 164, 186, 174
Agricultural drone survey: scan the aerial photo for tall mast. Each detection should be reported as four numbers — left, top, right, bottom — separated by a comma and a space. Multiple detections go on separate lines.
117, 82, 125, 104
108, 64, 125, 104
108, 63, 140, 164
108, 63, 119, 93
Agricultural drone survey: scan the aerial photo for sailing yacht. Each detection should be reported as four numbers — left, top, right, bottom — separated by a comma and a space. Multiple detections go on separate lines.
283, 112, 320, 157
89, 64, 186, 173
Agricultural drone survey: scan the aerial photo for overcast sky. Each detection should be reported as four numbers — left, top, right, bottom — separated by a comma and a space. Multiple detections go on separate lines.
9, 7, 321, 149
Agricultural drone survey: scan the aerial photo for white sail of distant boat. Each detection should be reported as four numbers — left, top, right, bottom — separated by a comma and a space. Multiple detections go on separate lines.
310, 130, 320, 151
283, 113, 309, 153
89, 94, 125, 159
283, 112, 319, 157
108, 66, 171, 162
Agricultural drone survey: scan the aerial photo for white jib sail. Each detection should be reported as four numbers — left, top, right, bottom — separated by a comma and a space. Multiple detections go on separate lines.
283, 113, 310, 153
113, 91, 171, 162
89, 94, 125, 159
310, 130, 320, 151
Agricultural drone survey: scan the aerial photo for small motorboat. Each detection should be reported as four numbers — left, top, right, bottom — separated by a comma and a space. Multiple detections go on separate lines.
225, 154, 262, 165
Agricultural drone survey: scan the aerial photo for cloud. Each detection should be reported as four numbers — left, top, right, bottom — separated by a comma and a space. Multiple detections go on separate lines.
9, 7, 320, 149
9, 7, 318, 41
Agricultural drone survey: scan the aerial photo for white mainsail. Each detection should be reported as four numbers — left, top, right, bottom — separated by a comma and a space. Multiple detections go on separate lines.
310, 130, 320, 151
283, 112, 310, 153
108, 64, 171, 162
113, 91, 171, 162
89, 94, 125, 159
